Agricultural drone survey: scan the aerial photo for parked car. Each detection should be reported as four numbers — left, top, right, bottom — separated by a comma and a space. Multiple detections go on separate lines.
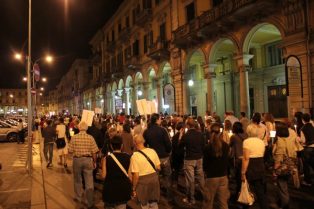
0, 121, 19, 142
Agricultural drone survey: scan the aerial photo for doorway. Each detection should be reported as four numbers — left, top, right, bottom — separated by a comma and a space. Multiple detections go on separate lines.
267, 85, 287, 118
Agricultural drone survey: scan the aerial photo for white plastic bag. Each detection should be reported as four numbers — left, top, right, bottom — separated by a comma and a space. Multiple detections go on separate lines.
238, 180, 255, 205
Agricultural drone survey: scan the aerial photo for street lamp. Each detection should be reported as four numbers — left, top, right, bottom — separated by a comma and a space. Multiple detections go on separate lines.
42, 77, 47, 82
40, 87, 44, 91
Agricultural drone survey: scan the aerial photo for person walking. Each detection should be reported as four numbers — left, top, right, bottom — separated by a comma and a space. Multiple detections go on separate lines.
17, 119, 24, 144
241, 124, 268, 209
120, 123, 134, 155
101, 135, 131, 209
68, 122, 99, 209
273, 122, 298, 209
41, 120, 56, 168
143, 113, 172, 197
179, 117, 206, 205
203, 123, 230, 209
56, 117, 68, 168
300, 113, 314, 186
129, 134, 161, 209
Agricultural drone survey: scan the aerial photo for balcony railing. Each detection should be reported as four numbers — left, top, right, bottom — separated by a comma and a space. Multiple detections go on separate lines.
173, 0, 278, 48
135, 9, 152, 27
148, 39, 170, 61
124, 56, 141, 71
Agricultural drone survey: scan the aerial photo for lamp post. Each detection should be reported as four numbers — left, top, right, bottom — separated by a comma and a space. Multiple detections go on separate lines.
26, 0, 32, 174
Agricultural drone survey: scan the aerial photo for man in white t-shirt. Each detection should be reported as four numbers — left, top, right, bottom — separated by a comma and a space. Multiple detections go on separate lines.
129, 135, 161, 209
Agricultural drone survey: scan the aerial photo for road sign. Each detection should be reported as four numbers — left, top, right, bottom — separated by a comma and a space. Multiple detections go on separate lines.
31, 88, 36, 94
33, 63, 40, 82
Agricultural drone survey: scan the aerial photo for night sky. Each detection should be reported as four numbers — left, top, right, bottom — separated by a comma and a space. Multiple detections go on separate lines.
0, 0, 123, 91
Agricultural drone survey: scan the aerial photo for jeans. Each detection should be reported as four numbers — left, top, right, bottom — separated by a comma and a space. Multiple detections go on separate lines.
277, 177, 289, 209
303, 147, 314, 183
43, 143, 54, 163
73, 157, 94, 208
140, 202, 158, 209
159, 157, 172, 196
183, 159, 205, 202
106, 203, 126, 209
243, 179, 269, 209
203, 176, 229, 209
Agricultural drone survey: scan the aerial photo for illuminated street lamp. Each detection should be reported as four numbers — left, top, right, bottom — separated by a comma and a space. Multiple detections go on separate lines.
40, 87, 44, 91
9, 94, 14, 98
23, 77, 27, 82
45, 55, 53, 63
42, 77, 47, 82
15, 53, 22, 60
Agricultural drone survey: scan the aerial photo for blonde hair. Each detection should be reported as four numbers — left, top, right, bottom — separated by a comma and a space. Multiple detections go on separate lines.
108, 127, 117, 138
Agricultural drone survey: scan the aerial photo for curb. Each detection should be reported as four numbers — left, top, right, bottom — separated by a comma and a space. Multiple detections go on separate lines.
30, 143, 46, 209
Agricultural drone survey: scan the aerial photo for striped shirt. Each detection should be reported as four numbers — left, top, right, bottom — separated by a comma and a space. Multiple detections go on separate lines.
68, 131, 99, 157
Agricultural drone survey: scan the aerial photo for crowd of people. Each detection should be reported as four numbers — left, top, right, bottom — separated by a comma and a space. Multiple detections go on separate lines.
35, 110, 314, 209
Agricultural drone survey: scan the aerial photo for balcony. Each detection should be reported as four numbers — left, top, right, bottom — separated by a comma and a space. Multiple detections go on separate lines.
106, 41, 116, 54
173, 0, 279, 48
147, 39, 170, 61
124, 56, 141, 71
119, 27, 131, 42
135, 9, 152, 27
173, 18, 203, 49
199, 0, 278, 37
111, 63, 124, 79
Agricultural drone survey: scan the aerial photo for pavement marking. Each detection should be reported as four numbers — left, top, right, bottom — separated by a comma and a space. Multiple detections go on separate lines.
0, 188, 30, 193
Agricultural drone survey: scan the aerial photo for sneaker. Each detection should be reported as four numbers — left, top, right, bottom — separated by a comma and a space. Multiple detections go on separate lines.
301, 180, 312, 187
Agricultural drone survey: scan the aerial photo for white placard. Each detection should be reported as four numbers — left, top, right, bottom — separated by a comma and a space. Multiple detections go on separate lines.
95, 107, 102, 114
136, 100, 145, 115
81, 109, 95, 126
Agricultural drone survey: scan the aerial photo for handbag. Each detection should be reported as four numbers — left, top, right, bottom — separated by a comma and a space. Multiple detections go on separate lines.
55, 137, 66, 149
238, 180, 255, 205
274, 139, 298, 177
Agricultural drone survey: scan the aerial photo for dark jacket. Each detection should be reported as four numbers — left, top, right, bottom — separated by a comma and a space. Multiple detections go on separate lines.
301, 123, 314, 146
87, 125, 104, 149
143, 124, 172, 158
180, 128, 205, 160
42, 125, 56, 144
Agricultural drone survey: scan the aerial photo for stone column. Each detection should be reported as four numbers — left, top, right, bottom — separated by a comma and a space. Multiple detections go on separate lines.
132, 85, 137, 115
182, 74, 188, 114
234, 54, 254, 116
203, 63, 217, 113
156, 78, 163, 113
143, 82, 149, 99
111, 91, 116, 114
124, 87, 131, 115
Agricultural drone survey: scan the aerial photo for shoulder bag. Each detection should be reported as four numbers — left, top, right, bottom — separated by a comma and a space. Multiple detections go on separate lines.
55, 137, 66, 149
274, 138, 298, 177
109, 153, 129, 178
137, 150, 157, 171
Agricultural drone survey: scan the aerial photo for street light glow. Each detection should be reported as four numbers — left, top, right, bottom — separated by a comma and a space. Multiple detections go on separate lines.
40, 87, 44, 91
46, 55, 53, 63
15, 53, 22, 60
39, 93, 43, 96
9, 94, 13, 98
23, 77, 27, 82
42, 77, 47, 82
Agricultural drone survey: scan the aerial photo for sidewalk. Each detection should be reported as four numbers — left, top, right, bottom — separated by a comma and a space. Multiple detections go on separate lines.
30, 141, 105, 209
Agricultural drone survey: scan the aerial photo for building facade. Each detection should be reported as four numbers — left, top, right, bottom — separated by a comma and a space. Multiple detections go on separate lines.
0, 89, 28, 116
49, 0, 314, 119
